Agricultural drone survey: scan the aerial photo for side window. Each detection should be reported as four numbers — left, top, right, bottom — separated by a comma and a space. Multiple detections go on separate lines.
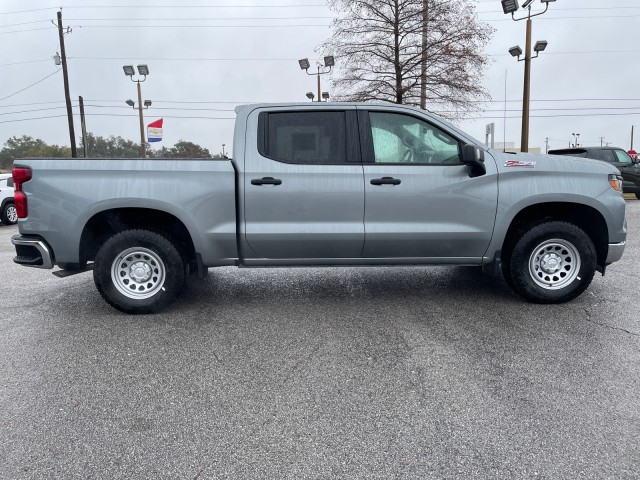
260, 111, 347, 164
613, 149, 633, 164
6, 178, 13, 188
600, 150, 616, 163
368, 112, 461, 164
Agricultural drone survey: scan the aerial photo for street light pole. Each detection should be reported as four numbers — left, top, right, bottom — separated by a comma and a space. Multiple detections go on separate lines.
299, 56, 334, 102
503, 0, 554, 153
123, 64, 151, 158
521, 15, 532, 153
136, 80, 145, 158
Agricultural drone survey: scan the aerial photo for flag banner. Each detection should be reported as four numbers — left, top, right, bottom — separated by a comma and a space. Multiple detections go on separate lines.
147, 118, 163, 143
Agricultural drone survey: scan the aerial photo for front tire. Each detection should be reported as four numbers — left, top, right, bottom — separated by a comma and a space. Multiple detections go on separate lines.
503, 221, 596, 304
93, 229, 186, 314
1, 203, 17, 225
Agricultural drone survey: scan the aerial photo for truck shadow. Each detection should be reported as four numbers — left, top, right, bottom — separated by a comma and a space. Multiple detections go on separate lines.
178, 265, 517, 312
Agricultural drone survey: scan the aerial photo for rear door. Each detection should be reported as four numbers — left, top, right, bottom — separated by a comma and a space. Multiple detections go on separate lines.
359, 109, 498, 260
243, 107, 365, 260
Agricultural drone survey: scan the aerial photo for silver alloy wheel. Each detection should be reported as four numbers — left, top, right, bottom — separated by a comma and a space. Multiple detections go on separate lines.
528, 238, 581, 290
111, 247, 166, 299
6, 205, 17, 223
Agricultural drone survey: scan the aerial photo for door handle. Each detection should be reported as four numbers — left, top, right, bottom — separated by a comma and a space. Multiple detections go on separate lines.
251, 177, 282, 186
370, 177, 401, 186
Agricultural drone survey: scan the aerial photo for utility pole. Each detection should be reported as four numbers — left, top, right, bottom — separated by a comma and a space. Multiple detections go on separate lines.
545, 137, 549, 153
79, 96, 88, 158
600, 136, 605, 147
56, 10, 77, 158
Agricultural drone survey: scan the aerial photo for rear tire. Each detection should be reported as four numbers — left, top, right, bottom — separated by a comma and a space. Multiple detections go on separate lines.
503, 221, 596, 304
93, 229, 185, 314
1, 203, 17, 225
635, 192, 640, 200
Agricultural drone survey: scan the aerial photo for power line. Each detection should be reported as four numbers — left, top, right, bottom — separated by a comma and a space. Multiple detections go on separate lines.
0, 26, 56, 34
0, 69, 60, 102
0, 113, 235, 124
462, 112, 640, 120
83, 104, 235, 112
486, 50, 640, 57
0, 59, 51, 67
62, 4, 328, 8
0, 101, 68, 108
67, 24, 331, 28
69, 56, 322, 62
477, 6, 640, 14
0, 7, 54, 15
482, 14, 640, 22
0, 115, 68, 124
5, 98, 639, 109
65, 16, 333, 21
0, 20, 50, 28
0, 106, 71, 116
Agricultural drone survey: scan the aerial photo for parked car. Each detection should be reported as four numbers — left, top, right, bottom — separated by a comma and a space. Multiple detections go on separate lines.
548, 147, 640, 199
0, 173, 17, 225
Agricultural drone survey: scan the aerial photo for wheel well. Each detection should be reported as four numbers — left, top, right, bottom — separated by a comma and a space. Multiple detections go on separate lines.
502, 202, 609, 268
80, 208, 196, 265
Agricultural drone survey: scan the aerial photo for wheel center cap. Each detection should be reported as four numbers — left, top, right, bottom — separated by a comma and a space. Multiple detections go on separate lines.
541, 254, 561, 273
130, 261, 152, 282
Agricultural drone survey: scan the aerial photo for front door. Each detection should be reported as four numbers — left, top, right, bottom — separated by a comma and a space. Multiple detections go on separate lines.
243, 108, 365, 260
605, 149, 640, 193
359, 109, 498, 260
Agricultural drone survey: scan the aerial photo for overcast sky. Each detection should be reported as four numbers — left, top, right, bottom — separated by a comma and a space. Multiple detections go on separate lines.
1, 0, 638, 157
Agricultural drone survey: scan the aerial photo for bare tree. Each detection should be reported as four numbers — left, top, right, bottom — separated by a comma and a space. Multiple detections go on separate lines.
323, 0, 494, 119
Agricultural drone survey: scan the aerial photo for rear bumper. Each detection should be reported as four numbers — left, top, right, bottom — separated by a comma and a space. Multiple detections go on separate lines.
606, 241, 625, 265
11, 235, 54, 269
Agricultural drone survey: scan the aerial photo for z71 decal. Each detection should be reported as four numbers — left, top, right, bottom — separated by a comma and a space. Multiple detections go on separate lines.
504, 160, 536, 168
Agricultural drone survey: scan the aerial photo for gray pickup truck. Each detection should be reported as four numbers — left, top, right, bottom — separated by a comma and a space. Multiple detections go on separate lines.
11, 103, 627, 313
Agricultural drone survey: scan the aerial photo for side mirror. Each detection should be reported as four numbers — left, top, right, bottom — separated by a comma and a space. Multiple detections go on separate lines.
462, 144, 486, 178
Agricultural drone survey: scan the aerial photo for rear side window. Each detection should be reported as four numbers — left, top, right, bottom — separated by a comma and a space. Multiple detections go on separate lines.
259, 111, 347, 164
601, 150, 616, 163
6, 178, 13, 188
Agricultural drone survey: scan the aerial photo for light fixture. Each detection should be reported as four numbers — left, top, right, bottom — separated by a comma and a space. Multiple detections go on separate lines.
144, 100, 152, 107
534, 40, 548, 52
306, 92, 315, 101
123, 65, 135, 76
137, 64, 149, 76
501, 0, 519, 14
521, 0, 534, 9
322, 92, 330, 101
323, 56, 335, 67
508, 46, 523, 57
125, 99, 135, 107
298, 58, 310, 70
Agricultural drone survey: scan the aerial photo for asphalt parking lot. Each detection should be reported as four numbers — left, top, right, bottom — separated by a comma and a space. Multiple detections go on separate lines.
1, 203, 639, 480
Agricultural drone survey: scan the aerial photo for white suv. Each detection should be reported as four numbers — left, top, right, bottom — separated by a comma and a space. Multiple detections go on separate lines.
0, 173, 17, 225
